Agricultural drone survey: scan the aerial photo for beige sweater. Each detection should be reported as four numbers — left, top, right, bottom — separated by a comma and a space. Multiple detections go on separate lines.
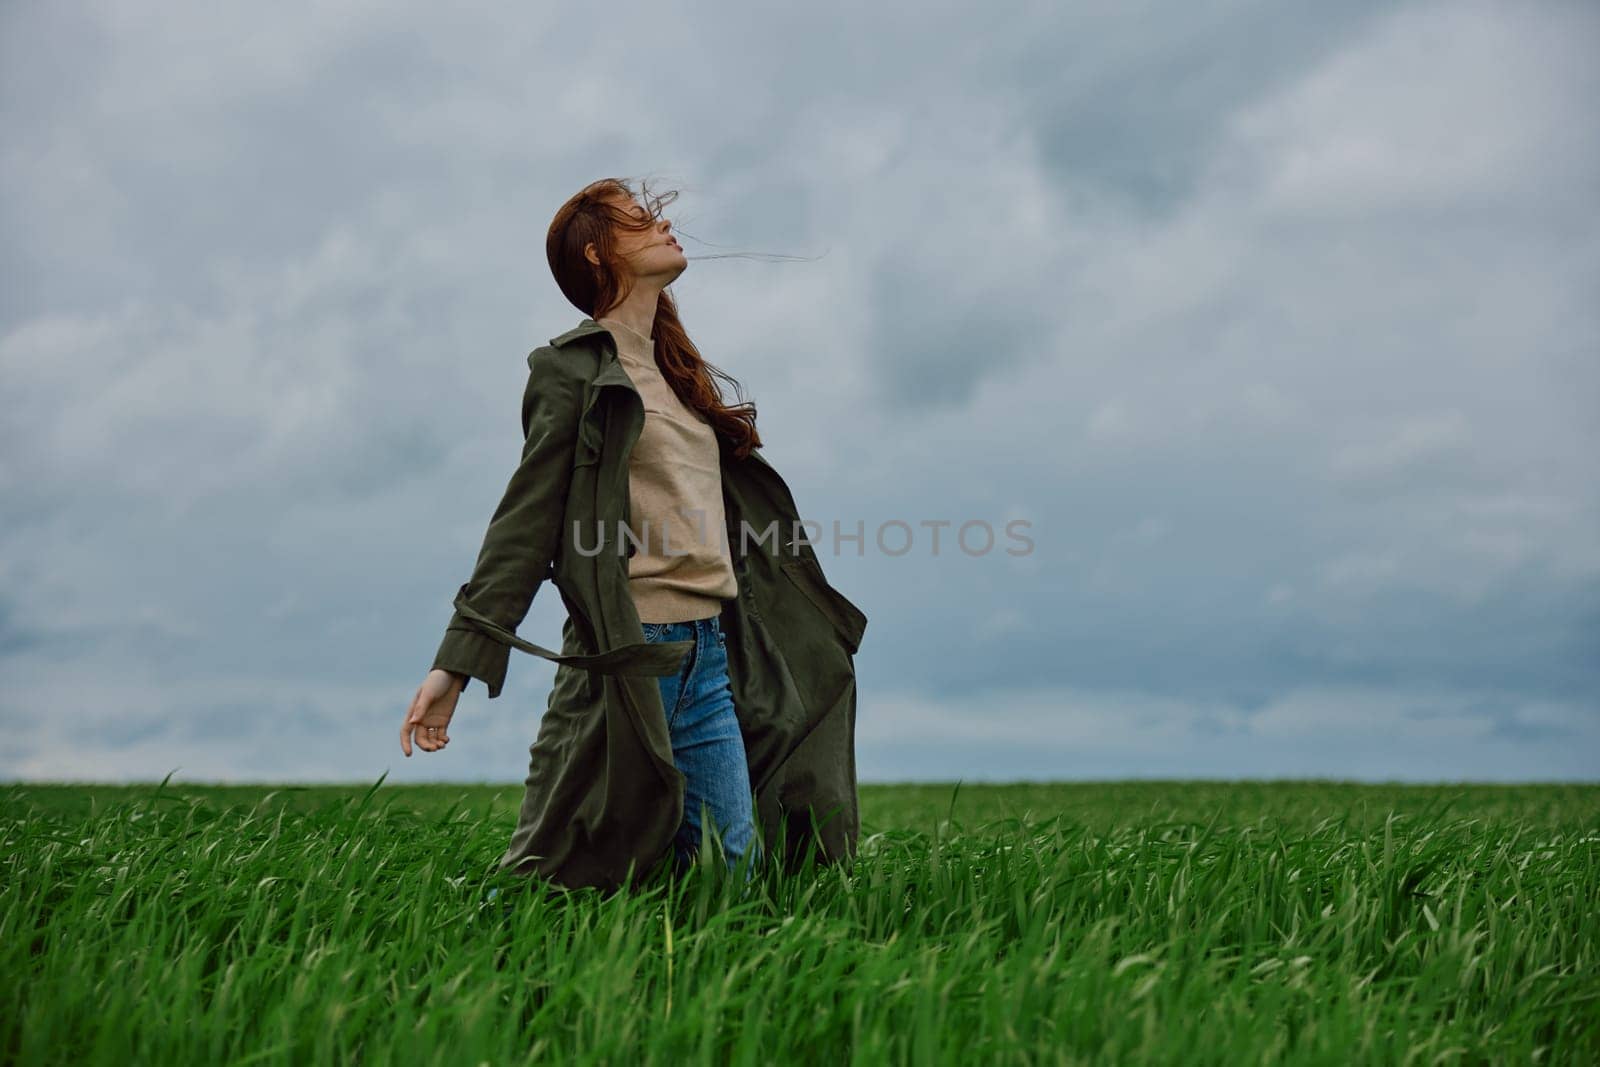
596, 316, 739, 623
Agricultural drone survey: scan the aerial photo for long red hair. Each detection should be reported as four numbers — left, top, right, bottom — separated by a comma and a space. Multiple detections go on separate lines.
546, 177, 763, 459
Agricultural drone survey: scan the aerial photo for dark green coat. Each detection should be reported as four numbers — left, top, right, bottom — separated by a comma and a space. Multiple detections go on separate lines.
432, 318, 868, 890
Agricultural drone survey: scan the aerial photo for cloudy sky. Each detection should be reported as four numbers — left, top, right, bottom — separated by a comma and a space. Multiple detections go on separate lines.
3, 0, 1596, 785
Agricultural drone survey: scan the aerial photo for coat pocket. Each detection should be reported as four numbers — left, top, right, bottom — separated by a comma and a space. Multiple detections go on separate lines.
780, 558, 867, 655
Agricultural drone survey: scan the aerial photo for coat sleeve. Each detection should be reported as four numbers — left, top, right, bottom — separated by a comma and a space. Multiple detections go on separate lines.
431, 346, 583, 699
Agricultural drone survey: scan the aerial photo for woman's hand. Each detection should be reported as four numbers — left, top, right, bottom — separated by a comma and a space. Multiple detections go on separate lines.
401, 669, 466, 756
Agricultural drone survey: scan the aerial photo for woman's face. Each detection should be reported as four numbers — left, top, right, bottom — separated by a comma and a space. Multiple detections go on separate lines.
591, 195, 686, 282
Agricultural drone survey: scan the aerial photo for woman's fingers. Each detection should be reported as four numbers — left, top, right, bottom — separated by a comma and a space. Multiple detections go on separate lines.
401, 677, 459, 757
402, 694, 435, 755
401, 694, 453, 757
401, 696, 421, 756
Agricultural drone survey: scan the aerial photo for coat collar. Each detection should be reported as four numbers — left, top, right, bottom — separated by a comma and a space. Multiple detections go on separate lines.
548, 316, 781, 474
548, 317, 612, 350
550, 317, 636, 392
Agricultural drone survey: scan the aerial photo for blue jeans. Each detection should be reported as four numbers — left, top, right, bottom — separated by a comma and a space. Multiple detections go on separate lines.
643, 614, 761, 881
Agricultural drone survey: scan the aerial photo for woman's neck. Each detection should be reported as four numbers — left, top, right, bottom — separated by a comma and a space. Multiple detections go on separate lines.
594, 295, 658, 345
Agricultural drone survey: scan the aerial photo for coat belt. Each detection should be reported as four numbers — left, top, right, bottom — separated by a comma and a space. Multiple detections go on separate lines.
451, 587, 694, 677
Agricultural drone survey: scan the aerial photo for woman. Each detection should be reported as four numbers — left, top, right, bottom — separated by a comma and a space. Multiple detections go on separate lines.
397, 178, 867, 891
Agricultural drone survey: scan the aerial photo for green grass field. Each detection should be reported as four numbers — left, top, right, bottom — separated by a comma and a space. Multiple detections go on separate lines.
5, 780, 1597, 1064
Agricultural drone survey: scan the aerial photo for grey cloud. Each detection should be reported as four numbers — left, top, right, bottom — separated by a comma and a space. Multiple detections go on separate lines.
1018, 1, 1395, 211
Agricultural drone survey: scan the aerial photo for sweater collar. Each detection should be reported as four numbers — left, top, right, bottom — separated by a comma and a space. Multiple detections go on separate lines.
551, 317, 638, 349
593, 314, 653, 350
